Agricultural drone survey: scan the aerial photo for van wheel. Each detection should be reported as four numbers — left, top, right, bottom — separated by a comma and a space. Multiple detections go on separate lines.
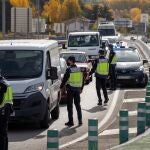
40, 105, 50, 129
51, 104, 59, 120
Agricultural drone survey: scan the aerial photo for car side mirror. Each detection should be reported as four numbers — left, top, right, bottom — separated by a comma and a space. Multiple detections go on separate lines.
143, 60, 148, 64
46, 67, 58, 80
62, 43, 67, 49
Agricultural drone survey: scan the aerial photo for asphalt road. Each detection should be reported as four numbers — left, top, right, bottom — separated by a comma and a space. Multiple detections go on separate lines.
8, 39, 150, 150
8, 79, 124, 150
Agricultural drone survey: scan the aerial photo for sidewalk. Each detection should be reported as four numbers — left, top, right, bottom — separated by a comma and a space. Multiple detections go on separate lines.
112, 128, 150, 150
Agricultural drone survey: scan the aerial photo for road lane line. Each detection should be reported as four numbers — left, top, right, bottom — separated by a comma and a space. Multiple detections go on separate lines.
59, 90, 120, 149
124, 98, 144, 103
100, 128, 137, 136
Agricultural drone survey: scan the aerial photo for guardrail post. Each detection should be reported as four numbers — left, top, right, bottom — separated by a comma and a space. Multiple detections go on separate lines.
88, 118, 98, 150
119, 109, 128, 144
146, 96, 150, 127
47, 129, 59, 150
137, 102, 146, 135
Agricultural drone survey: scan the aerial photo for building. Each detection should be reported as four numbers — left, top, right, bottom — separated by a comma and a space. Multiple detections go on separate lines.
65, 17, 90, 33
114, 18, 132, 28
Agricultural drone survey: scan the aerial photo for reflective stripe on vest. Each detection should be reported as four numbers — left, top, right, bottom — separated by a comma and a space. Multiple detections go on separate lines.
68, 67, 83, 88
96, 59, 109, 76
0, 86, 13, 108
111, 54, 117, 64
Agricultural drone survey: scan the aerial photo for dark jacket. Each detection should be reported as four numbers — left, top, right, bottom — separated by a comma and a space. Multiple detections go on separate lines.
0, 79, 7, 105
60, 64, 84, 91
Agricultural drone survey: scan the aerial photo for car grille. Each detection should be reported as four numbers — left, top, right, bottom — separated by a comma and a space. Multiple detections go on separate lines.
117, 69, 136, 74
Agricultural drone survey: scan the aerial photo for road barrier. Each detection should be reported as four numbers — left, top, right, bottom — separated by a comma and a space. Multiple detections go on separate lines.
137, 102, 146, 135
88, 118, 98, 150
47, 129, 59, 150
119, 109, 129, 144
145, 96, 150, 127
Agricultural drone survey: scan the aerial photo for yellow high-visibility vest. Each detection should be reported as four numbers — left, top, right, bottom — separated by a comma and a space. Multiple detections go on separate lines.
68, 67, 83, 88
96, 59, 109, 76
0, 86, 13, 108
111, 54, 117, 65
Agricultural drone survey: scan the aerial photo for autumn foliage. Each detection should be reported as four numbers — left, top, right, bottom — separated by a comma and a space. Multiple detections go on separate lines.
10, 0, 30, 7
42, 0, 81, 23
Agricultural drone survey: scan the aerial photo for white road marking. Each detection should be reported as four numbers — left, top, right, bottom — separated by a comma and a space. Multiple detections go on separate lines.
129, 111, 137, 116
124, 98, 144, 103
59, 90, 120, 149
100, 128, 137, 136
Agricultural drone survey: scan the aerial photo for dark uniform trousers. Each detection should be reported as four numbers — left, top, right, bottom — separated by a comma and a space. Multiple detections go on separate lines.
0, 105, 11, 150
96, 77, 109, 102
110, 64, 117, 89
67, 89, 82, 123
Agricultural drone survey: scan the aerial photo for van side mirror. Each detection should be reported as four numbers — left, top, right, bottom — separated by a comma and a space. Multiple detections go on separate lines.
143, 59, 148, 64
62, 43, 67, 49
46, 67, 58, 80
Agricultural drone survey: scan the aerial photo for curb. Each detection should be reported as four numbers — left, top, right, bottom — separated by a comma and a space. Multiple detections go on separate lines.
109, 128, 150, 150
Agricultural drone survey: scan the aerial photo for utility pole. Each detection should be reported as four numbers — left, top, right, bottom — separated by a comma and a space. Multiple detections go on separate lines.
36, 0, 40, 38
2, 0, 6, 39
60, 0, 63, 34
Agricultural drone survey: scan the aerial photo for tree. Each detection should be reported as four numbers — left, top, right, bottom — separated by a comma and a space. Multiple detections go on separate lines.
62, 0, 81, 20
10, 0, 30, 7
42, 0, 61, 23
130, 8, 141, 22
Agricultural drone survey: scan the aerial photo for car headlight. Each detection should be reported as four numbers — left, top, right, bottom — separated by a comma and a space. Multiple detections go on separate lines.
24, 83, 44, 93
135, 66, 144, 71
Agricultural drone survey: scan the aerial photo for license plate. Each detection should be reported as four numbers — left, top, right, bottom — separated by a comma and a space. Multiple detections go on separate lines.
10, 112, 15, 117
117, 76, 132, 79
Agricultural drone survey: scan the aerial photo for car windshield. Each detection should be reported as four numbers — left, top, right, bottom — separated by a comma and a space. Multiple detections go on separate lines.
116, 51, 140, 62
98, 29, 115, 36
0, 50, 43, 79
60, 53, 87, 63
68, 34, 99, 47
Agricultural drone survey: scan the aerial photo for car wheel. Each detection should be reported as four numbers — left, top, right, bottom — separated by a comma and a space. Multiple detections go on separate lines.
40, 105, 50, 129
140, 73, 148, 88
51, 104, 60, 120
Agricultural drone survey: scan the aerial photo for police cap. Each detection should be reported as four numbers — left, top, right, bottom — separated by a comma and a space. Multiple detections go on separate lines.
67, 56, 76, 63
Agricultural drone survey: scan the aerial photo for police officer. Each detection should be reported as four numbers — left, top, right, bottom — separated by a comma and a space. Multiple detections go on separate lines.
60, 56, 84, 126
0, 75, 13, 150
109, 44, 117, 91
89, 50, 109, 106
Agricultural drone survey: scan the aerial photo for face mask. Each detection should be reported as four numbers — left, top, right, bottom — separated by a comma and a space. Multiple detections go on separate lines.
67, 62, 70, 66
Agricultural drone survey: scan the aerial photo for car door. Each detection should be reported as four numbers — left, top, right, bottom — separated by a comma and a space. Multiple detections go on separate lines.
45, 51, 54, 107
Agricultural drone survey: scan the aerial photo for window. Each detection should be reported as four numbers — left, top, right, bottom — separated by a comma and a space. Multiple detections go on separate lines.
0, 50, 43, 79
68, 34, 99, 47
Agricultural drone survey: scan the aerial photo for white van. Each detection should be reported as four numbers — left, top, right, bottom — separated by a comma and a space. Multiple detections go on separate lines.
0, 40, 61, 128
67, 32, 100, 59
98, 22, 119, 40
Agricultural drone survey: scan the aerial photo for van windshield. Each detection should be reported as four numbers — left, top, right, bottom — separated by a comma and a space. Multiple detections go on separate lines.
0, 50, 43, 79
98, 29, 115, 36
68, 34, 99, 47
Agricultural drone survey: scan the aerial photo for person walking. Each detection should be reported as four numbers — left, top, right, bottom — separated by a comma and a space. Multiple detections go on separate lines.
109, 44, 117, 91
0, 75, 13, 150
60, 56, 84, 127
89, 50, 109, 106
